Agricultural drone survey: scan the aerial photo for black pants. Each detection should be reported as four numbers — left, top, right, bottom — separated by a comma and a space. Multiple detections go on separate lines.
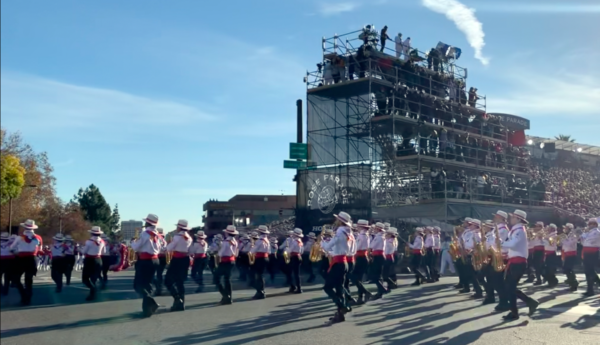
101, 256, 111, 286
215, 261, 233, 300
267, 254, 277, 283
543, 253, 559, 285
208, 254, 216, 274
532, 250, 544, 283
302, 254, 315, 281
383, 258, 397, 288
455, 258, 467, 286
411, 254, 426, 283
380, 39, 387, 52
192, 257, 208, 285
504, 262, 536, 315
483, 264, 505, 302
238, 253, 249, 281
165, 257, 189, 302
562, 255, 578, 286
583, 251, 600, 293
344, 260, 355, 299
135, 258, 158, 298
431, 250, 440, 280
464, 256, 483, 294
424, 249, 434, 279
288, 255, 302, 290
51, 257, 66, 290
319, 257, 330, 281
351, 256, 370, 298
369, 255, 387, 294
155, 256, 167, 292
0, 258, 15, 295
65, 255, 75, 285
526, 251, 534, 280
82, 257, 102, 294
253, 257, 268, 295
13, 256, 37, 303
323, 262, 348, 310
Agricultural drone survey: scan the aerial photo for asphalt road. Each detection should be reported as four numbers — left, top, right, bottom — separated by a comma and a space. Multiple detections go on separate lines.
1, 268, 598, 345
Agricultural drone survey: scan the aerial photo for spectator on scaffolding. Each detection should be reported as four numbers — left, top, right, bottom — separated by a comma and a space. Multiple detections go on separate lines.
402, 37, 412, 62
427, 48, 442, 72
323, 60, 333, 85
468, 87, 480, 107
395, 33, 403, 59
380, 25, 391, 52
476, 172, 486, 199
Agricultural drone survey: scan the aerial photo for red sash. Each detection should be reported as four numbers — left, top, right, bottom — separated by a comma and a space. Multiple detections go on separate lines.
328, 255, 347, 272
255, 253, 268, 258
220, 256, 235, 263
139, 253, 158, 260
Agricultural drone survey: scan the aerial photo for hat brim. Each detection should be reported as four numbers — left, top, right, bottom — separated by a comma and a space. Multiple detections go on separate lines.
293, 233, 304, 238
223, 229, 239, 235
195, 234, 207, 238
334, 214, 353, 226
492, 213, 507, 218
176, 224, 191, 230
509, 213, 529, 224
20, 224, 38, 230
257, 229, 270, 234
143, 218, 159, 226
88, 229, 104, 234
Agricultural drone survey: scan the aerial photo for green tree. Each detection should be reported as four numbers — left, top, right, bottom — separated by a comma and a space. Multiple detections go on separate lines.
109, 204, 121, 233
0, 154, 26, 205
72, 184, 112, 233
555, 134, 575, 142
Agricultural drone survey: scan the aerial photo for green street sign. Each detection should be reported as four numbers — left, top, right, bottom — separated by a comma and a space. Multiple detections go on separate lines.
283, 160, 307, 169
289, 143, 308, 160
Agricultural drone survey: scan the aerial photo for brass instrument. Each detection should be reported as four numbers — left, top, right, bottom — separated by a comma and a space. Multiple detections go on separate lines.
490, 225, 506, 272
448, 227, 461, 261
309, 226, 328, 263
556, 233, 567, 246
127, 228, 140, 266
213, 239, 221, 268
166, 251, 173, 265
404, 234, 413, 257
472, 227, 487, 271
283, 250, 290, 264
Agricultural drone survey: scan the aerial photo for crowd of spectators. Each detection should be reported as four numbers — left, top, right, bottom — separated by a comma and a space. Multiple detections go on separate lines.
264, 216, 296, 238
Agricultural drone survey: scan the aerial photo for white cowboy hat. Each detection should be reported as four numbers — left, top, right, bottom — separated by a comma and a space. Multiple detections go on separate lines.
20, 219, 38, 230
269, 237, 278, 244
156, 227, 164, 234
0, 232, 9, 240
548, 224, 557, 230
493, 211, 508, 219
175, 219, 191, 230
143, 213, 159, 226
383, 222, 391, 230
535, 221, 544, 227
415, 227, 424, 234
334, 212, 353, 227
589, 218, 599, 224
223, 225, 239, 235
483, 220, 494, 228
101, 233, 109, 239
464, 217, 473, 223
307, 232, 317, 239
256, 225, 270, 234
250, 232, 259, 239
89, 226, 103, 235
292, 228, 304, 238
433, 226, 441, 232
195, 231, 207, 238
52, 233, 65, 241
356, 219, 369, 228
565, 223, 574, 229
468, 219, 482, 228
510, 210, 529, 223
214, 234, 223, 240
240, 234, 250, 240
64, 235, 73, 241
386, 227, 398, 236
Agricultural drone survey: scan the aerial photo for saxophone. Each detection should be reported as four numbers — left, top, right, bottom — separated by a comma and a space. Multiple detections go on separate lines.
472, 227, 486, 271
248, 238, 256, 265
404, 234, 413, 257
490, 225, 506, 272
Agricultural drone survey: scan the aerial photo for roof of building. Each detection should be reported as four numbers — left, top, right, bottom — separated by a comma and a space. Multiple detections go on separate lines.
527, 136, 600, 156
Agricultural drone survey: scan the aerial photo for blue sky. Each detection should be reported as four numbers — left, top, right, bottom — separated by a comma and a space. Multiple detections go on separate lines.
2, 0, 599, 231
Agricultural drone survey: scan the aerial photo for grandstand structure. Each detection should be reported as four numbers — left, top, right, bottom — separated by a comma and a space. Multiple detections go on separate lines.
295, 27, 553, 231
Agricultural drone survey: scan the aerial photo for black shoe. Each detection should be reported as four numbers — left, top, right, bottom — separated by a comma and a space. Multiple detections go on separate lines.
582, 291, 596, 297
170, 298, 185, 312
85, 290, 96, 301
155, 289, 163, 297
527, 300, 539, 316
370, 293, 383, 301
55, 287, 62, 293
459, 289, 471, 294
454, 284, 463, 289
524, 278, 534, 283
142, 296, 159, 317
502, 312, 519, 321
471, 293, 484, 299
252, 293, 266, 300
494, 304, 510, 312
411, 281, 421, 286
293, 289, 303, 294
288, 287, 296, 293
347, 297, 357, 305
481, 298, 496, 305
547, 281, 558, 289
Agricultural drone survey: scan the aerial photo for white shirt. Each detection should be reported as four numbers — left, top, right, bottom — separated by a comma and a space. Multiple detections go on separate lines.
132, 229, 163, 255
543, 232, 557, 252
63, 243, 75, 255
51, 242, 65, 257
190, 240, 208, 255
1, 241, 14, 257
81, 236, 106, 257
10, 231, 42, 254
347, 234, 357, 256
530, 234, 544, 247
424, 235, 434, 248
357, 231, 370, 251
250, 236, 270, 254
410, 235, 423, 250
582, 228, 600, 248
270, 242, 278, 254
208, 240, 220, 253
167, 232, 193, 254
304, 239, 315, 253
433, 235, 441, 250
369, 232, 385, 251
484, 232, 496, 250
322, 226, 352, 256
158, 235, 168, 254
561, 234, 578, 253
239, 240, 252, 253
288, 237, 304, 254
497, 223, 509, 255
218, 237, 238, 257
502, 224, 528, 259
384, 238, 396, 255
462, 229, 480, 251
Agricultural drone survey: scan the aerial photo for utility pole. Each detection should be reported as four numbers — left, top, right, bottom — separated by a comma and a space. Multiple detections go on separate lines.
7, 184, 38, 234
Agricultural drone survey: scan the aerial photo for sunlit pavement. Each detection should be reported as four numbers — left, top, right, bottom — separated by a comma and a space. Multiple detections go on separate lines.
1, 270, 598, 345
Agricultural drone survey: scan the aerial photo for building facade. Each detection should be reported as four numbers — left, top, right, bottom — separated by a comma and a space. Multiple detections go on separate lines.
203, 195, 296, 235
121, 220, 143, 241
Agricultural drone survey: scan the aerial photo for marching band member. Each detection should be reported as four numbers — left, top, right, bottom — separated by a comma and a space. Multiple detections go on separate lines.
238, 234, 252, 282
215, 225, 239, 305
304, 232, 317, 283
368, 222, 388, 298
280, 231, 294, 287
250, 225, 270, 299
1, 232, 15, 296
131, 213, 162, 317
50, 233, 66, 293
423, 227, 435, 282
432, 227, 441, 282
409, 228, 426, 286
191, 231, 209, 292
10, 220, 43, 306
493, 211, 510, 261
461, 219, 483, 298
352, 220, 372, 304
453, 224, 467, 290
501, 210, 539, 320
154, 227, 168, 296
531, 222, 545, 285
492, 212, 510, 312
560, 224, 579, 291
343, 224, 358, 304
80, 226, 106, 301
75, 244, 83, 271
525, 231, 536, 283
208, 234, 222, 277
322, 212, 353, 324
267, 237, 278, 284
165, 219, 193, 312
100, 233, 111, 290
63, 235, 76, 285
383, 227, 398, 290
481, 221, 502, 306
581, 218, 600, 297
542, 224, 559, 288
288, 228, 304, 294
319, 229, 334, 281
